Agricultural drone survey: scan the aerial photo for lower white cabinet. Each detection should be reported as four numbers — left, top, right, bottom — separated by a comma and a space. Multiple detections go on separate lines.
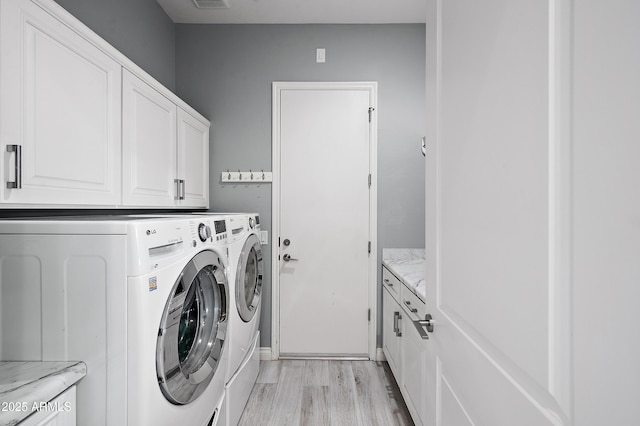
382, 266, 428, 426
21, 386, 77, 426
382, 285, 402, 376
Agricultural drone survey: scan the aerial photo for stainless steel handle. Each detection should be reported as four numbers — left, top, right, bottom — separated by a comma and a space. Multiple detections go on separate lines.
6, 145, 22, 189
412, 313, 434, 340
393, 311, 402, 337
404, 300, 418, 313
384, 278, 393, 287
282, 253, 298, 262
174, 179, 185, 200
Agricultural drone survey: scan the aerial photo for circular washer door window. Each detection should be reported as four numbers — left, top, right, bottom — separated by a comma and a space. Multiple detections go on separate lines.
156, 250, 228, 405
236, 234, 263, 322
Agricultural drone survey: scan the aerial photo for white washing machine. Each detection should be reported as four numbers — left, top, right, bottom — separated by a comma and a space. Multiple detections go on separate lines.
0, 215, 230, 426
223, 213, 263, 426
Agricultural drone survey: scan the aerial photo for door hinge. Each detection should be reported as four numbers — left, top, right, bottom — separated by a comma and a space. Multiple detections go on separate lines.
368, 107, 375, 122
368, 308, 371, 322
368, 241, 371, 254
278, 237, 280, 247
368, 173, 371, 187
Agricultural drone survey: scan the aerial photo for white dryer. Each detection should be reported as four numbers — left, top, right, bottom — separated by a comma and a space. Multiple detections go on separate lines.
0, 215, 230, 426
223, 213, 263, 426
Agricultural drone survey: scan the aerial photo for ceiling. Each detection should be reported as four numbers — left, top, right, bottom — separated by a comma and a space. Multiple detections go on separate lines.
156, 0, 427, 24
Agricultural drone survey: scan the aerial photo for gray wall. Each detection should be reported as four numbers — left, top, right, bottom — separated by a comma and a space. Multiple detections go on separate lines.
175, 24, 426, 348
54, 0, 176, 91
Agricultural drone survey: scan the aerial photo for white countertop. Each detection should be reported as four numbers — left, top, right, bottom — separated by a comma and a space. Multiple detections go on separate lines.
382, 248, 426, 301
0, 361, 86, 425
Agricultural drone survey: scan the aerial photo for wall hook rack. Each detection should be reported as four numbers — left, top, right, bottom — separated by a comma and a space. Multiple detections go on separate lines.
221, 170, 273, 183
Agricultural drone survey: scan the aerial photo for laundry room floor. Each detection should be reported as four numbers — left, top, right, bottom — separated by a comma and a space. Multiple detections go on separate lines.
238, 360, 414, 426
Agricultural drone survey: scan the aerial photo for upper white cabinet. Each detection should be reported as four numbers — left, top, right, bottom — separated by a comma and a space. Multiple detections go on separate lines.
0, 0, 122, 206
123, 70, 209, 208
123, 70, 177, 207
177, 108, 209, 208
0, 0, 210, 209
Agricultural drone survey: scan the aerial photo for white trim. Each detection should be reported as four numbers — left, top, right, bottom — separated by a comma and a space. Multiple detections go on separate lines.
376, 347, 386, 362
259, 347, 273, 361
271, 81, 378, 361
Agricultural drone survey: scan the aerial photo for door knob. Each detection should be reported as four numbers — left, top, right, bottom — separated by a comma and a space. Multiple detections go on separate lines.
283, 253, 298, 262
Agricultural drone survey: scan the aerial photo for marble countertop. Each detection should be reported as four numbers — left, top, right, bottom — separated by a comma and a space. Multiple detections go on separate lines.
0, 361, 86, 425
382, 248, 426, 301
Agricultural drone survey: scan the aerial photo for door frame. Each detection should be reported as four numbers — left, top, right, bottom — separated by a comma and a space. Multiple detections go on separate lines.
271, 81, 378, 360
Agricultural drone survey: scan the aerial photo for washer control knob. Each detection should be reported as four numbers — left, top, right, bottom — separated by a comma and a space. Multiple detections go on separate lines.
248, 217, 255, 229
198, 223, 211, 242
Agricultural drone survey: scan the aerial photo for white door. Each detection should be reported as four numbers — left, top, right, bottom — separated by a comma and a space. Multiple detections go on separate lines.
0, 0, 121, 206
424, 0, 570, 424
274, 83, 376, 358
176, 108, 209, 208
122, 69, 177, 206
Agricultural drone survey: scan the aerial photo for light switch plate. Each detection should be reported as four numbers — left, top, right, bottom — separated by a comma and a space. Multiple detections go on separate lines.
316, 48, 326, 63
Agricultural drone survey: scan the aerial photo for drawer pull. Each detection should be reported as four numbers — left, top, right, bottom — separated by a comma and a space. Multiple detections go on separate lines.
404, 300, 418, 313
384, 278, 393, 287
393, 311, 402, 337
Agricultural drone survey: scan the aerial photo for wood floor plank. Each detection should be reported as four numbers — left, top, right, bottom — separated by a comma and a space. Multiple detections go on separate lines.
303, 360, 331, 386
375, 361, 414, 426
327, 360, 363, 426
300, 386, 330, 426
256, 360, 282, 384
352, 361, 397, 426
266, 361, 305, 426
237, 384, 277, 426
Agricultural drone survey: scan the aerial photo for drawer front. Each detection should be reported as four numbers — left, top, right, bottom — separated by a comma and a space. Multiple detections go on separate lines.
400, 284, 426, 322
382, 267, 401, 301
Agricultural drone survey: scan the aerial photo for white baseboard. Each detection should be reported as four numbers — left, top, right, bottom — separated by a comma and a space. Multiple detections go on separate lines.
259, 347, 387, 362
259, 347, 273, 361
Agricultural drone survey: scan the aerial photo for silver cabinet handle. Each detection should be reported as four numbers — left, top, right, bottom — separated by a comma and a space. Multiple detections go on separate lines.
282, 253, 298, 262
384, 278, 393, 287
393, 311, 402, 337
6, 145, 22, 189
404, 299, 418, 313
174, 179, 186, 200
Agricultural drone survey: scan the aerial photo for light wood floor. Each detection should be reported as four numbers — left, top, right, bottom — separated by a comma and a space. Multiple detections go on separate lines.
238, 360, 414, 426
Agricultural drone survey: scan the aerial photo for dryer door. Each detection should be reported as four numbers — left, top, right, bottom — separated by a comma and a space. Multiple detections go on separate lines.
236, 234, 263, 322
156, 250, 228, 405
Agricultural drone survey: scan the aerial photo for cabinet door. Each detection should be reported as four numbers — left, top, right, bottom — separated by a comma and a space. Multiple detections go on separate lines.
0, 0, 121, 206
401, 308, 427, 426
122, 69, 177, 206
382, 286, 401, 377
176, 108, 209, 208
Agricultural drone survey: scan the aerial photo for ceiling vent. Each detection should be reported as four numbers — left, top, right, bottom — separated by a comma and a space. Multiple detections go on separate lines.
192, 0, 230, 9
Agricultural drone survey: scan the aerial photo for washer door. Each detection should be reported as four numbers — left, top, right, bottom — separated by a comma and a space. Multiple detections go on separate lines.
236, 234, 263, 322
157, 250, 228, 405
